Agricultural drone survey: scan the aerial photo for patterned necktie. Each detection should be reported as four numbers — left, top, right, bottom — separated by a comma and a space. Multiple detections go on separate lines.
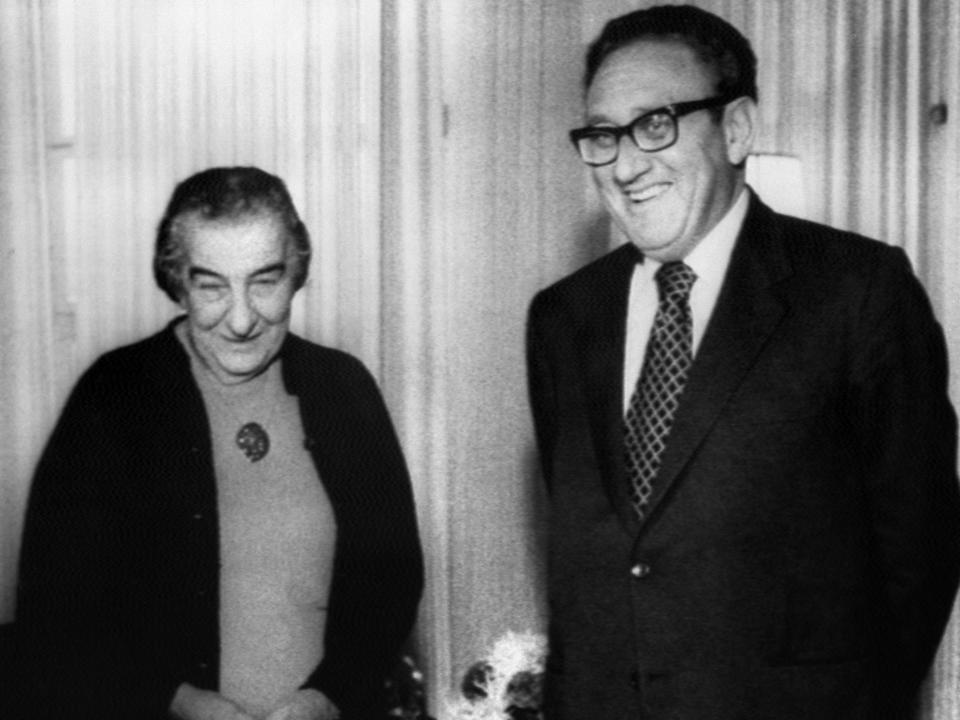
624, 261, 697, 518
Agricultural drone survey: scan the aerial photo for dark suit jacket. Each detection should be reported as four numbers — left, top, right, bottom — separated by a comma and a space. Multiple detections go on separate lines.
527, 193, 960, 720
16, 319, 423, 720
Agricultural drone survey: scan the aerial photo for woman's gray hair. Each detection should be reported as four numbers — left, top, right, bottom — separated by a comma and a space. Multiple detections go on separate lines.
153, 166, 311, 302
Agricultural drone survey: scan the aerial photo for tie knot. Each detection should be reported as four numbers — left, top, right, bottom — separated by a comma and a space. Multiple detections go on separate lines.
655, 261, 697, 302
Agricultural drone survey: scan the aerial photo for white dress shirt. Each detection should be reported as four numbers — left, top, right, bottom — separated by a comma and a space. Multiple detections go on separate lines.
622, 189, 750, 415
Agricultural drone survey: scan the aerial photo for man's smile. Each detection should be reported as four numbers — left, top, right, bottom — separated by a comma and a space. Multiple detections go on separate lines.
625, 181, 673, 203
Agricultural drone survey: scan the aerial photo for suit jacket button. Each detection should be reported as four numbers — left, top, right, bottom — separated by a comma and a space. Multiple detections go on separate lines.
631, 563, 651, 578
629, 670, 640, 689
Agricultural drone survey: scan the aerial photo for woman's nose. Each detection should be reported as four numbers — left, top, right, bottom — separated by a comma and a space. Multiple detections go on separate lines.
225, 292, 257, 336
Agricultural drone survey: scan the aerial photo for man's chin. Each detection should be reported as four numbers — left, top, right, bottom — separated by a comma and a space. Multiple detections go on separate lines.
627, 235, 686, 262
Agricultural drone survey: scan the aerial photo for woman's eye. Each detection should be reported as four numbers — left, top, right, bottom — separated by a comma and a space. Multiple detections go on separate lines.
191, 282, 227, 301
250, 276, 283, 295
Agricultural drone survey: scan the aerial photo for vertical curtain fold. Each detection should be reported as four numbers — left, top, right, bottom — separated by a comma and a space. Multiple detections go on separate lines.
0, 0, 55, 622
921, 0, 960, 717
381, 0, 454, 713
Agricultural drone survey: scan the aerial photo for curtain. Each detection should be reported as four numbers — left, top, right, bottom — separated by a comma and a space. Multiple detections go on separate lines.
0, 0, 56, 622
918, 1, 960, 714
380, 1, 588, 709
46, 0, 383, 370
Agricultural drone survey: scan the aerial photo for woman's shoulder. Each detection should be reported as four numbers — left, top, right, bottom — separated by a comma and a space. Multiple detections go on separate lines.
282, 333, 377, 387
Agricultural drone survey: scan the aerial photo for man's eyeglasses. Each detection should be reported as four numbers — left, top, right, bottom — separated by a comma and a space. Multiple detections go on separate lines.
569, 95, 737, 166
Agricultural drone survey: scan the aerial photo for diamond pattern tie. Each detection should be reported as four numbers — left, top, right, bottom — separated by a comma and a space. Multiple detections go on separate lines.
625, 261, 697, 518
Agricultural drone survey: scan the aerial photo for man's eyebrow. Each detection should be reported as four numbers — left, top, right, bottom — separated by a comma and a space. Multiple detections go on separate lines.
584, 105, 663, 126
583, 112, 614, 126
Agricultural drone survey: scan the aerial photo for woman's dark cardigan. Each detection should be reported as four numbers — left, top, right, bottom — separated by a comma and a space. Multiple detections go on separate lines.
16, 320, 424, 719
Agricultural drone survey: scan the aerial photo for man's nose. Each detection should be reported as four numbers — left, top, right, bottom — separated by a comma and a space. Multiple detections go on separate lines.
226, 291, 257, 337
612, 134, 653, 185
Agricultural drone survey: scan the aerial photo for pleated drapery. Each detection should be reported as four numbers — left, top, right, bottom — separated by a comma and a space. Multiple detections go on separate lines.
0, 0, 56, 623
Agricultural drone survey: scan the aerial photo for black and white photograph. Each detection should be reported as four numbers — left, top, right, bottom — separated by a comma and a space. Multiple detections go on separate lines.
2, 2, 960, 719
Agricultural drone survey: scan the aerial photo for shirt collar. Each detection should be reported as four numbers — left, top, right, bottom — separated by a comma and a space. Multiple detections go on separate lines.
635, 187, 748, 284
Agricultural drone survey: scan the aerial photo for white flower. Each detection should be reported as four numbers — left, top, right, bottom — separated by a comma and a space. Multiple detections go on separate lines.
487, 631, 547, 680
444, 630, 547, 720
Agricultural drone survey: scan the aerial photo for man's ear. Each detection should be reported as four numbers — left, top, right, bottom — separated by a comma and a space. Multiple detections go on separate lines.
723, 96, 758, 166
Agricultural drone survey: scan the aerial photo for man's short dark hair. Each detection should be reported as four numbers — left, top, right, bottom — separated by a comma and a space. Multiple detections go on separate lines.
585, 4, 758, 102
153, 166, 311, 302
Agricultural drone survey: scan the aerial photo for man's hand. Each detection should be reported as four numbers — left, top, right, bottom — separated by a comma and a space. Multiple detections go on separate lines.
169, 683, 257, 720
265, 689, 340, 720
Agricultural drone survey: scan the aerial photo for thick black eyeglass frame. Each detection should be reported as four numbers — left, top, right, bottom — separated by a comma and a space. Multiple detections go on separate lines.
569, 95, 738, 166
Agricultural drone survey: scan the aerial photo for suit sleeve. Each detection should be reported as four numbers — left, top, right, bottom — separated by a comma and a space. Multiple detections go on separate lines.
847, 246, 960, 711
527, 292, 559, 491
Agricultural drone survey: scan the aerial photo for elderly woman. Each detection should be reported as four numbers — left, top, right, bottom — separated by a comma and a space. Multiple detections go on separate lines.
17, 167, 423, 720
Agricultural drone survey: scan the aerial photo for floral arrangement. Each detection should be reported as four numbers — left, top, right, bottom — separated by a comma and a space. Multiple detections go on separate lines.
445, 631, 547, 720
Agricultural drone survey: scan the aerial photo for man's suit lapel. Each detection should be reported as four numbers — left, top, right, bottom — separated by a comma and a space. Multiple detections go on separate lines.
579, 243, 645, 537
639, 195, 794, 528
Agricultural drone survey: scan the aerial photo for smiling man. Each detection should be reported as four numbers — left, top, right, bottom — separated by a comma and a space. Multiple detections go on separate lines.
17, 167, 423, 720
526, 6, 960, 719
